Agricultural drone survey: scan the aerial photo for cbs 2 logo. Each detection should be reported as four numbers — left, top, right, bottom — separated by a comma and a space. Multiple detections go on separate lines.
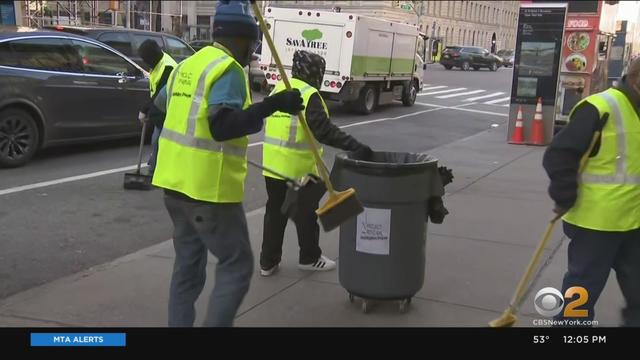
534, 287, 589, 318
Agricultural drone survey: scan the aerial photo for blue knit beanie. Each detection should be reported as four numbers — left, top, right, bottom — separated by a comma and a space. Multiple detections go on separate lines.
213, 1, 259, 40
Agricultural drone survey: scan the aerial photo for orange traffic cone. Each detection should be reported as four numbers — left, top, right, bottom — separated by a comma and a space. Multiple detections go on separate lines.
509, 105, 525, 145
530, 97, 545, 146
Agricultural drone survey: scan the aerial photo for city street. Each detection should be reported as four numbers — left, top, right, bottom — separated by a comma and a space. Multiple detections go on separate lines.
0, 64, 625, 327
0, 65, 512, 299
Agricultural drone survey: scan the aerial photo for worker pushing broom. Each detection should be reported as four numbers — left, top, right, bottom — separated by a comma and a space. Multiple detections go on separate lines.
492, 56, 640, 327
148, 0, 364, 327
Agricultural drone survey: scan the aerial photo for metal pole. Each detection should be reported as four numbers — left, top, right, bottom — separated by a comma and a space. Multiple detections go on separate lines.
126, 0, 131, 28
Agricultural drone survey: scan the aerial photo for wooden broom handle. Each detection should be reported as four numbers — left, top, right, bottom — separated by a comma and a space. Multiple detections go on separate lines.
251, 2, 336, 195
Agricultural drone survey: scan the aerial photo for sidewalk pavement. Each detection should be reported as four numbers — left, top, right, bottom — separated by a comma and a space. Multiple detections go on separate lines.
0, 125, 625, 327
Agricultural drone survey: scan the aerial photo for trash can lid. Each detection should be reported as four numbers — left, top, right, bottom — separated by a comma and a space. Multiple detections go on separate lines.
334, 151, 438, 176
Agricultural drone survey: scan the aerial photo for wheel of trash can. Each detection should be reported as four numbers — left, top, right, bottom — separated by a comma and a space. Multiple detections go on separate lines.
348, 293, 355, 303
362, 300, 369, 314
399, 299, 409, 313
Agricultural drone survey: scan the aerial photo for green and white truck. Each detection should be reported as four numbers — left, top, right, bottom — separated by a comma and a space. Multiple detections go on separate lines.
259, 7, 427, 114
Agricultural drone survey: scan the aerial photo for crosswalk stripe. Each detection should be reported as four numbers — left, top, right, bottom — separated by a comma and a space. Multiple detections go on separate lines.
418, 87, 467, 96
463, 91, 505, 102
436, 89, 485, 99
483, 96, 511, 104
422, 85, 447, 91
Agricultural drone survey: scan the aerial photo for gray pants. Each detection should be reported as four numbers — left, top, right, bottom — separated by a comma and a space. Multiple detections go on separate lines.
164, 194, 254, 327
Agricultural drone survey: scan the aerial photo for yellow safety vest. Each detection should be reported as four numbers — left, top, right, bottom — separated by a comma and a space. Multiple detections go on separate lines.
149, 52, 178, 97
563, 88, 640, 231
152, 45, 251, 203
263, 78, 329, 180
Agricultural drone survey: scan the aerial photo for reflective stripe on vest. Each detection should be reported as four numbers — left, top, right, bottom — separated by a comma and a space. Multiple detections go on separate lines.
562, 87, 640, 231
149, 52, 178, 97
152, 45, 251, 203
579, 91, 640, 185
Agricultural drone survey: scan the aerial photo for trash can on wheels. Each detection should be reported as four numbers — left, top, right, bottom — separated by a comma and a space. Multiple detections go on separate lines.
331, 151, 444, 314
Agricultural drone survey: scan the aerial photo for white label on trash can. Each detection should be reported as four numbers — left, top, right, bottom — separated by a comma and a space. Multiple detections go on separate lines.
356, 207, 391, 255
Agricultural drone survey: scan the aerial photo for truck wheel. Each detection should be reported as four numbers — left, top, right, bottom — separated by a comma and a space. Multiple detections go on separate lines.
402, 81, 417, 106
0, 108, 40, 168
355, 86, 377, 114
461, 61, 470, 71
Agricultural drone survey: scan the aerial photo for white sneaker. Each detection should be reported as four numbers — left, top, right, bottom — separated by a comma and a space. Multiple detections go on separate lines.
260, 263, 279, 277
298, 255, 336, 271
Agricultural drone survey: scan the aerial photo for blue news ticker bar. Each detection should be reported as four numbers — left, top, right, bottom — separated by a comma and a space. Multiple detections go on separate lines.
31, 333, 126, 347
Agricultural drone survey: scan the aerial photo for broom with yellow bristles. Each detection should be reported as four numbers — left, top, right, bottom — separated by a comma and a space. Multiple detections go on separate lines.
490, 114, 608, 327
250, 1, 363, 232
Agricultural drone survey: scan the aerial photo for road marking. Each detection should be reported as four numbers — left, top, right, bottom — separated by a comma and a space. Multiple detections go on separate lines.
418, 87, 467, 96
483, 96, 511, 104
339, 106, 443, 129
463, 92, 505, 102
436, 89, 485, 99
421, 85, 447, 91
0, 107, 444, 196
416, 102, 508, 117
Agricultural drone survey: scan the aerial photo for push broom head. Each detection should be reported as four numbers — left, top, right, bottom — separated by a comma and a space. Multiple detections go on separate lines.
488, 311, 517, 328
123, 172, 153, 191
315, 188, 364, 232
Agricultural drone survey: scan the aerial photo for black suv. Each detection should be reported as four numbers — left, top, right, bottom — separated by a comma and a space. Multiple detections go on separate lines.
440, 46, 501, 71
0, 28, 150, 167
44, 25, 195, 70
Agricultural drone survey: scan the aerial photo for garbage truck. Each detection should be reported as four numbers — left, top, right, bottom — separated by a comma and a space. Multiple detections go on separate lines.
259, 7, 428, 114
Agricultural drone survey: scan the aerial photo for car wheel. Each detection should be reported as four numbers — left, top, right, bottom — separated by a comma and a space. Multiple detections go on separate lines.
401, 81, 418, 107
444, 65, 453, 70
0, 108, 40, 168
355, 86, 378, 114
461, 61, 470, 71
473, 66, 480, 71
490, 62, 498, 72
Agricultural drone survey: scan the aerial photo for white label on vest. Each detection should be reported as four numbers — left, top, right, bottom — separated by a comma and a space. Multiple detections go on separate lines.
356, 207, 391, 255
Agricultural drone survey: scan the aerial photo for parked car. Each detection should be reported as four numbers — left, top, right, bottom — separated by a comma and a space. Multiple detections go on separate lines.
43, 25, 195, 70
0, 28, 150, 167
440, 46, 501, 71
189, 40, 211, 52
249, 53, 266, 92
496, 49, 515, 68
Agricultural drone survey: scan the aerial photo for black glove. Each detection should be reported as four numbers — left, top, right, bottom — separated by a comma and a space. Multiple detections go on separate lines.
263, 89, 305, 115
438, 166, 454, 187
427, 196, 449, 224
352, 144, 373, 161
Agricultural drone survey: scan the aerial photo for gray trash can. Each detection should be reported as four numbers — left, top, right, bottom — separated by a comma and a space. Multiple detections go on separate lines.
330, 151, 443, 313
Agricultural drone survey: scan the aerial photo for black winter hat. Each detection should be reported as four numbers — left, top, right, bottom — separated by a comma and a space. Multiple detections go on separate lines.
292, 50, 326, 90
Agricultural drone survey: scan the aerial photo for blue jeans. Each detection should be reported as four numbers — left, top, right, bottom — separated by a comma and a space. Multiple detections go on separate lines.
554, 222, 640, 326
147, 126, 161, 174
163, 194, 254, 327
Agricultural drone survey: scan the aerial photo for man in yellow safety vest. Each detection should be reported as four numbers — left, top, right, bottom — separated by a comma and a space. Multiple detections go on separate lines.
137, 39, 177, 175
149, 0, 304, 327
543, 57, 640, 326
